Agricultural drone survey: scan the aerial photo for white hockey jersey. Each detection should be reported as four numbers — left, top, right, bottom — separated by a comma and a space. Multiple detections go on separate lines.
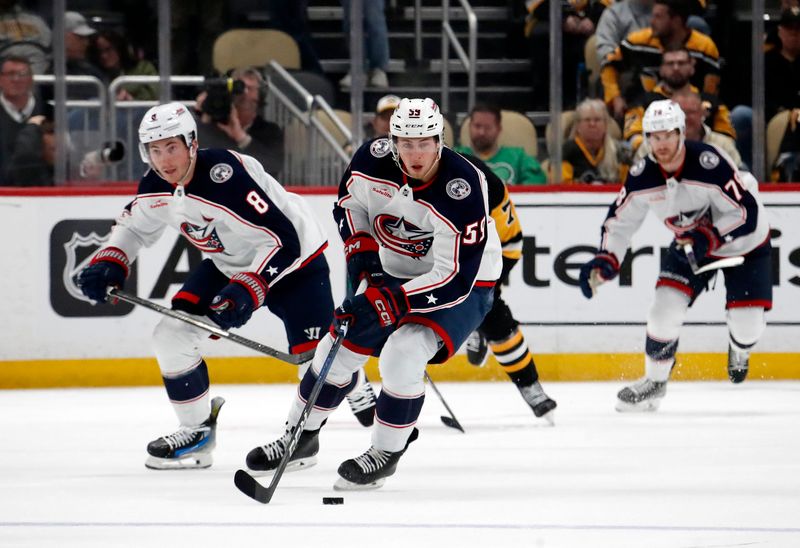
333, 138, 502, 314
105, 148, 327, 287
599, 141, 770, 261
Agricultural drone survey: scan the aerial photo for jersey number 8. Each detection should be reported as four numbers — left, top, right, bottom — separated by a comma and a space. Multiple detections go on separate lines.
246, 191, 269, 214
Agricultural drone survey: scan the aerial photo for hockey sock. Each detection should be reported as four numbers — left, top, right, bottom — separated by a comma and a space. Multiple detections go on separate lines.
644, 336, 678, 382
162, 358, 211, 425
372, 389, 425, 452
489, 329, 539, 386
286, 369, 359, 431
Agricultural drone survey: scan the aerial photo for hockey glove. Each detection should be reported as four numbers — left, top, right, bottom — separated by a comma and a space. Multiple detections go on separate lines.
671, 225, 721, 264
578, 252, 620, 299
77, 247, 129, 303
209, 272, 268, 329
334, 285, 409, 339
344, 232, 384, 289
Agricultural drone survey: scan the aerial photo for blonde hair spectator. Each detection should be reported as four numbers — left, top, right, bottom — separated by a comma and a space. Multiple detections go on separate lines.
560, 99, 628, 184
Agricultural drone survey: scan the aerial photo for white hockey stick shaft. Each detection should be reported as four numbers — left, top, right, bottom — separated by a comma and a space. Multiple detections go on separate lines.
109, 288, 313, 365
683, 243, 745, 275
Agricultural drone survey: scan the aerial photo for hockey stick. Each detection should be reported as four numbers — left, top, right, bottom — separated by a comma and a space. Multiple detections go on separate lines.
234, 323, 348, 504
109, 288, 314, 365
424, 371, 465, 433
683, 243, 745, 275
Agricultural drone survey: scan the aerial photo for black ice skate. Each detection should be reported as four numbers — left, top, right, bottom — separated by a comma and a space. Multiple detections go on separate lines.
728, 345, 750, 384
334, 428, 419, 491
519, 381, 557, 425
246, 425, 320, 474
345, 371, 377, 427
145, 396, 225, 470
615, 378, 667, 412
466, 330, 489, 367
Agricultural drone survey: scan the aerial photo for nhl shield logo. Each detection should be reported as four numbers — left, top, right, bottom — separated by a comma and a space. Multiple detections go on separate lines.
445, 178, 471, 200
210, 163, 233, 183
50, 219, 136, 317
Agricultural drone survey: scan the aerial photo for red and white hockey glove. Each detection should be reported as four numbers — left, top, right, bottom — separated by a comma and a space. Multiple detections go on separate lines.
334, 285, 409, 338
77, 247, 130, 303
209, 272, 268, 329
344, 232, 384, 289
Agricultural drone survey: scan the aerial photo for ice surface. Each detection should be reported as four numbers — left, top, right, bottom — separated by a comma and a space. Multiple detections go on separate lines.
1, 381, 799, 547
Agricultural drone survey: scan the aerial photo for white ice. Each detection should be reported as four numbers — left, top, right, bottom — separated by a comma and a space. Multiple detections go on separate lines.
1, 381, 799, 548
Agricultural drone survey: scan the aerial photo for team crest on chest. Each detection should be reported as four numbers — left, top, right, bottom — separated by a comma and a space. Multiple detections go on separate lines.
699, 151, 719, 169
373, 214, 434, 259
370, 138, 392, 158
445, 178, 471, 200
210, 163, 233, 183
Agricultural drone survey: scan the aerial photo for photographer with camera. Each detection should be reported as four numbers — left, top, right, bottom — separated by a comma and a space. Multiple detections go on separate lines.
195, 67, 284, 178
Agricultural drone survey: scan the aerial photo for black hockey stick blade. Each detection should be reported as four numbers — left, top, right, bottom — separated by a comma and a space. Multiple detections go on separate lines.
234, 324, 348, 504
440, 415, 465, 432
424, 371, 465, 433
109, 288, 313, 365
234, 469, 272, 504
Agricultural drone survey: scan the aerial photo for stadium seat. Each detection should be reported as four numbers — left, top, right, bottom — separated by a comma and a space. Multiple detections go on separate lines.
766, 110, 791, 171
213, 29, 301, 73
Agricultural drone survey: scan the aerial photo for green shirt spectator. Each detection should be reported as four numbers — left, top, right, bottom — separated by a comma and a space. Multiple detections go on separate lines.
455, 103, 546, 185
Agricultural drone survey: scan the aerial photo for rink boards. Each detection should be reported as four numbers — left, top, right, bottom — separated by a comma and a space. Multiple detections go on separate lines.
1, 186, 798, 387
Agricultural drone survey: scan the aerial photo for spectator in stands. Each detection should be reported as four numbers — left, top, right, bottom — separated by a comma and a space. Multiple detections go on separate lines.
594, 0, 709, 66
733, 6, 800, 171
455, 103, 546, 185
634, 90, 743, 168
595, 0, 654, 66
267, 0, 325, 74
4, 114, 55, 186
525, 0, 607, 110
624, 46, 734, 152
601, 0, 720, 121
339, 0, 390, 89
0, 54, 48, 183
64, 11, 105, 99
365, 93, 400, 140
195, 67, 284, 177
0, 0, 51, 74
557, 98, 629, 183
91, 29, 158, 101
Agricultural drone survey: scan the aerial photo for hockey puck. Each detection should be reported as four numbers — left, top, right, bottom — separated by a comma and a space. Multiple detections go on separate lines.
322, 497, 344, 505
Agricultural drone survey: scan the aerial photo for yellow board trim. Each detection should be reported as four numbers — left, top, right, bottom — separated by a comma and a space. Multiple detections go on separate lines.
1, 353, 798, 389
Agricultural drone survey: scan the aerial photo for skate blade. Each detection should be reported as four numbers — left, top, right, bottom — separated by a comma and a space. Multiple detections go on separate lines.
538, 409, 556, 426
333, 476, 386, 491
145, 453, 213, 470
247, 456, 318, 477
615, 399, 662, 413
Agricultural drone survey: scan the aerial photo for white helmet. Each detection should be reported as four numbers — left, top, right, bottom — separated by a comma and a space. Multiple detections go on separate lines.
138, 102, 197, 163
642, 99, 685, 137
389, 98, 445, 170
390, 97, 444, 140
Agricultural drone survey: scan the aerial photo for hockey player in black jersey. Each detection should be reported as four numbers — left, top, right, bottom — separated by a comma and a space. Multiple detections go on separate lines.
246, 98, 502, 490
77, 102, 375, 469
579, 99, 771, 412
459, 152, 557, 423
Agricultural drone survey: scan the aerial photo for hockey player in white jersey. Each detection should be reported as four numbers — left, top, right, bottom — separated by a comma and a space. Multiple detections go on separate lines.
579, 99, 772, 412
245, 98, 502, 490
77, 102, 375, 469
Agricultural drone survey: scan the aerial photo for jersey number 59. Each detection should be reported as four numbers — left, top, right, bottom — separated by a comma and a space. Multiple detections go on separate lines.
463, 218, 486, 245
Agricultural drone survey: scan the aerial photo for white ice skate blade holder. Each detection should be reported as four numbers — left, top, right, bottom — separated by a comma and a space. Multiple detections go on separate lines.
333, 476, 386, 491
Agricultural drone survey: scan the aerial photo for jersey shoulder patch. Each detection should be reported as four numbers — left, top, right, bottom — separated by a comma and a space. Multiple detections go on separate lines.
209, 162, 234, 183
445, 178, 471, 200
629, 158, 646, 177
370, 138, 392, 158
699, 150, 720, 169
